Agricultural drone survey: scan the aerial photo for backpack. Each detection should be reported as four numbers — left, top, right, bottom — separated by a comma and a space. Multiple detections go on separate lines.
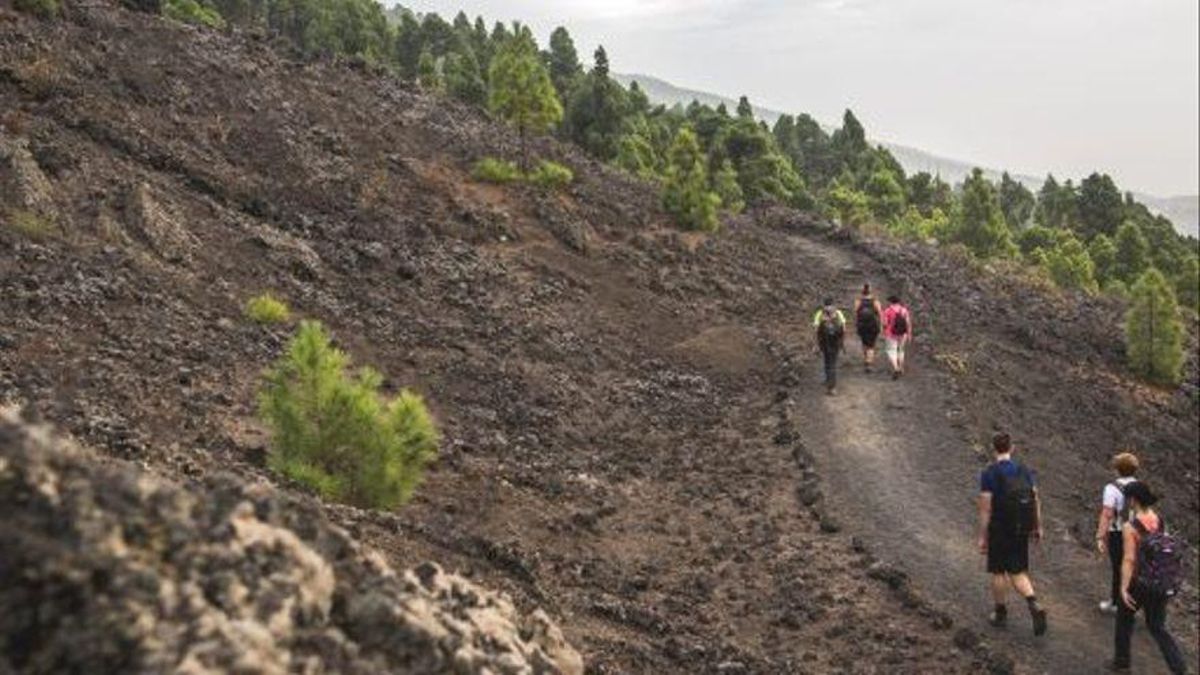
1132, 517, 1182, 599
996, 464, 1037, 536
819, 310, 844, 349
856, 299, 879, 330
1110, 479, 1138, 528
891, 307, 909, 336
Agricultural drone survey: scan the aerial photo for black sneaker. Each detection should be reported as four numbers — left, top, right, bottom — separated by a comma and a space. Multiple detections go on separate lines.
1032, 608, 1048, 636
988, 606, 1007, 628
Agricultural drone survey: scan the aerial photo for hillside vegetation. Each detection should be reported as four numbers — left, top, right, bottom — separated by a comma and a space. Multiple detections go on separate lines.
1, 0, 1197, 673
25, 0, 1193, 379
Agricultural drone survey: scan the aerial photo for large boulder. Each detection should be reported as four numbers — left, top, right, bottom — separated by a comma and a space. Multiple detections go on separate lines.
0, 408, 583, 675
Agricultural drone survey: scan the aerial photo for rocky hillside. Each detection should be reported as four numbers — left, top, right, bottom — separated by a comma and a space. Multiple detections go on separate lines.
1, 2, 1197, 673
0, 407, 582, 674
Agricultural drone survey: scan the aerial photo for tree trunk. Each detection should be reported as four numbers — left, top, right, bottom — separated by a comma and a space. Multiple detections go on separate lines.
519, 123, 528, 173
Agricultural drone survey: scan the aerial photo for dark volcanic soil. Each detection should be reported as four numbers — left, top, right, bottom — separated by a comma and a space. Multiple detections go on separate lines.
1, 3, 1197, 674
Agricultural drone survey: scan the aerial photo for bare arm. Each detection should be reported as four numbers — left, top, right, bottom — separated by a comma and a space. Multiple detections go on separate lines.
1096, 506, 1115, 552
1033, 487, 1044, 541
1120, 524, 1138, 608
977, 492, 992, 552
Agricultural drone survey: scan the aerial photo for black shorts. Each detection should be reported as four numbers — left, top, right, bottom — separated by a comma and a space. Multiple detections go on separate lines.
857, 326, 880, 348
987, 529, 1029, 574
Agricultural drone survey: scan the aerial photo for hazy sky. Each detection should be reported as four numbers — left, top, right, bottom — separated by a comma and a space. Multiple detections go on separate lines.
402, 0, 1199, 196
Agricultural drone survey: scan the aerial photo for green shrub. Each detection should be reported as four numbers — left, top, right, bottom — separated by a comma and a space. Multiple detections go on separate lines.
259, 321, 439, 509
163, 0, 225, 28
245, 293, 291, 324
473, 157, 523, 184
528, 160, 573, 189
14, 0, 59, 19
4, 210, 58, 239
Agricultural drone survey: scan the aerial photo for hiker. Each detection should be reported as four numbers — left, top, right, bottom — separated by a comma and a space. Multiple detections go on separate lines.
977, 432, 1048, 636
1094, 452, 1140, 615
882, 294, 912, 380
813, 298, 846, 395
1110, 481, 1187, 673
853, 283, 883, 372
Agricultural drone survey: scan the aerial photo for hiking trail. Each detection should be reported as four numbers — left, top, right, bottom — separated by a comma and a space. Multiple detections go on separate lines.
786, 234, 1189, 675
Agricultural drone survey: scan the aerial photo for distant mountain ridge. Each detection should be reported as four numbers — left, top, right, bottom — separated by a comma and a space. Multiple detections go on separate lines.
615, 73, 1199, 237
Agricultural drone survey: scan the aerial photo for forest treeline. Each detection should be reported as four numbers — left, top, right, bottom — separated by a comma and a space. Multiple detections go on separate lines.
16, 0, 1199, 383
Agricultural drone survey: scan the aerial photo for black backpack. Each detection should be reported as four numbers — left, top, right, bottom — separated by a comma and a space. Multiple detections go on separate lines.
891, 308, 909, 336
997, 465, 1037, 536
1112, 479, 1138, 526
856, 299, 879, 329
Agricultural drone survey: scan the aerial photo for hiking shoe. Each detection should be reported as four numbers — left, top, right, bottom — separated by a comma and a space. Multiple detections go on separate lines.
1099, 600, 1118, 615
1031, 608, 1048, 636
988, 606, 1007, 628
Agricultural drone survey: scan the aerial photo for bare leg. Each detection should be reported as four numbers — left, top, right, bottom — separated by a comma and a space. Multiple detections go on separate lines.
1010, 573, 1035, 598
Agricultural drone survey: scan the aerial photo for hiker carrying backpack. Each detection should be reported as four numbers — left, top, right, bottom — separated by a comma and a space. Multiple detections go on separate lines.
1132, 517, 1182, 600
856, 297, 880, 331
998, 466, 1038, 537
818, 309, 844, 352
1111, 481, 1187, 674
978, 433, 1047, 636
812, 300, 846, 395
882, 296, 912, 379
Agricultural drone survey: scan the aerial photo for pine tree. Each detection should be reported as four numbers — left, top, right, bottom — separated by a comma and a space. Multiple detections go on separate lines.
546, 26, 583, 97
488, 28, 563, 169
998, 172, 1035, 229
562, 46, 627, 160
259, 321, 439, 509
444, 47, 486, 105
831, 108, 867, 164
1113, 220, 1150, 284
1076, 172, 1124, 240
1088, 234, 1118, 286
736, 96, 754, 119
417, 50, 441, 91
865, 167, 906, 222
662, 127, 720, 232
825, 178, 871, 228
712, 159, 745, 214
1176, 256, 1199, 312
1125, 269, 1184, 385
1040, 233, 1098, 292
593, 45, 609, 77
954, 168, 1016, 258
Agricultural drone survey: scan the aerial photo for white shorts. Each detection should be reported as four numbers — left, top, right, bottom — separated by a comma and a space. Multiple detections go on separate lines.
886, 337, 906, 359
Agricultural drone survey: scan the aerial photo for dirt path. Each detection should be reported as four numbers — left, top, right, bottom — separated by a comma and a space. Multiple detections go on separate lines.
787, 235, 1185, 675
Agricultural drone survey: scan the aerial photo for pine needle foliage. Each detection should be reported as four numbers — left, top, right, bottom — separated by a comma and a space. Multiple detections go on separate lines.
527, 160, 573, 189
662, 127, 719, 232
259, 321, 439, 509
1125, 269, 1185, 386
472, 157, 523, 184
487, 28, 562, 169
245, 293, 291, 324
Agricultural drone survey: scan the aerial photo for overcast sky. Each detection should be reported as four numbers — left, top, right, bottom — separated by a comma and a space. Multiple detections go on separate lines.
402, 0, 1199, 197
